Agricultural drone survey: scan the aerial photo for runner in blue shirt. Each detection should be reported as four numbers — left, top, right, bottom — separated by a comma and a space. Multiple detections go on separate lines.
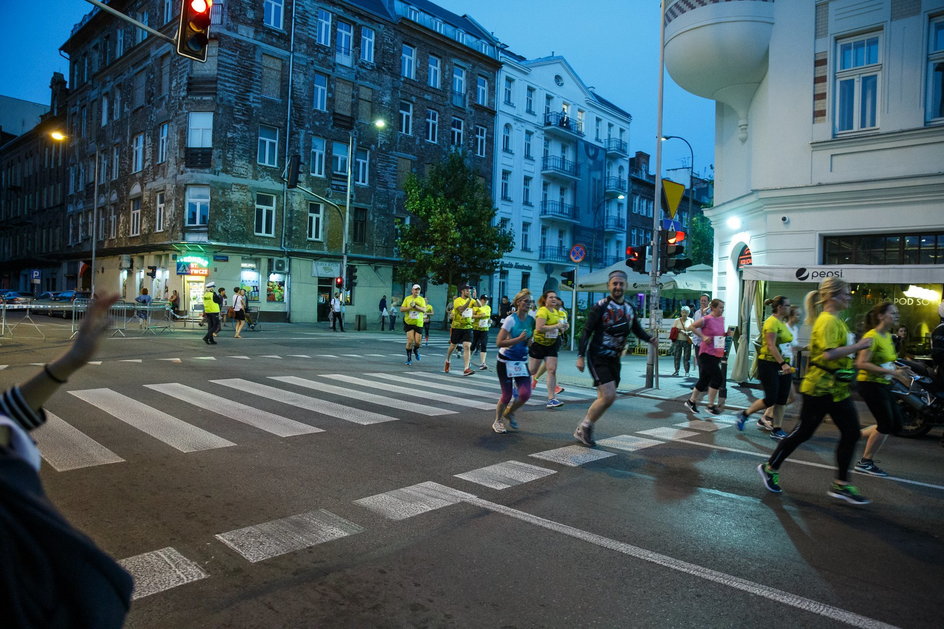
492, 289, 535, 434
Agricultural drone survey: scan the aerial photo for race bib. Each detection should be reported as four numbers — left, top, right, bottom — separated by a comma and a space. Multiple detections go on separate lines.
545, 328, 559, 339
880, 361, 895, 381
713, 335, 726, 349
779, 342, 792, 361
847, 332, 857, 346
462, 308, 473, 319
505, 360, 529, 378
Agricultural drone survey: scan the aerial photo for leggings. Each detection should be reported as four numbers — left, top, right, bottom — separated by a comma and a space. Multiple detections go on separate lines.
497, 360, 533, 405
757, 360, 791, 407
857, 380, 901, 434
768, 394, 860, 482
693, 353, 722, 392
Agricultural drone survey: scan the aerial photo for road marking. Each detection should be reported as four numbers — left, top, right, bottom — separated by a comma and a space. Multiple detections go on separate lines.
0, 365, 7, 370
595, 434, 665, 452
119, 547, 208, 600
354, 481, 475, 520
216, 509, 364, 563
322, 374, 494, 410
315, 354, 338, 358
69, 389, 235, 452
34, 411, 125, 471
227, 355, 251, 359
270, 376, 456, 417
145, 383, 323, 437
419, 371, 594, 403
259, 354, 283, 359
419, 482, 898, 629
212, 378, 398, 425
367, 372, 496, 400
455, 460, 556, 490
157, 358, 182, 363
675, 420, 726, 432
341, 353, 362, 357
287, 354, 311, 358
638, 427, 701, 441
119, 359, 143, 363
364, 353, 387, 357
194, 356, 217, 361
530, 445, 616, 467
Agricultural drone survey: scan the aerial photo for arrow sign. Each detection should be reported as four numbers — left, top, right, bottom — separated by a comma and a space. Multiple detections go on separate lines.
661, 179, 685, 220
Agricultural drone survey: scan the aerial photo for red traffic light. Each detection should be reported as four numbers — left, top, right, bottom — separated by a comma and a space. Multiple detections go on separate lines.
335, 276, 344, 288
667, 230, 686, 245
176, 0, 213, 62
625, 245, 641, 262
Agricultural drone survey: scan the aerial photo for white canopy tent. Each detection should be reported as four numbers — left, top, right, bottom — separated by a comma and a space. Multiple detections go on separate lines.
575, 263, 713, 294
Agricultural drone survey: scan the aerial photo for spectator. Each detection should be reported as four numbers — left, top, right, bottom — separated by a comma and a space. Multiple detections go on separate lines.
379, 295, 388, 331
134, 287, 152, 329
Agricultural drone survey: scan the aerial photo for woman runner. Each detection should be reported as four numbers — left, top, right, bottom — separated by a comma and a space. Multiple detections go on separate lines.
492, 289, 535, 434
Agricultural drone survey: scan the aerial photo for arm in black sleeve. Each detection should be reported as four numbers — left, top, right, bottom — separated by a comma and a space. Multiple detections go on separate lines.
630, 305, 653, 344
578, 300, 604, 357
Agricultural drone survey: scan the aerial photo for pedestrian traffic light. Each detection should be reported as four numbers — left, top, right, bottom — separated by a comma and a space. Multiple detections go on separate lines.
560, 269, 575, 288
346, 265, 358, 289
662, 230, 694, 273
176, 0, 213, 62
335, 276, 344, 289
625, 246, 647, 274
146, 265, 158, 278
286, 154, 301, 189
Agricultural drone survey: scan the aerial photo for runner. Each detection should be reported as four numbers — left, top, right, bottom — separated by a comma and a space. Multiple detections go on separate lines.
760, 305, 801, 429
529, 290, 568, 409
400, 284, 426, 366
574, 270, 656, 446
423, 302, 434, 346
492, 289, 535, 433
472, 295, 492, 370
445, 284, 476, 376
683, 299, 732, 416
757, 277, 874, 505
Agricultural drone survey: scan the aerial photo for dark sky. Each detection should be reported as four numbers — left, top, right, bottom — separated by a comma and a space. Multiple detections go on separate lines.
0, 0, 715, 177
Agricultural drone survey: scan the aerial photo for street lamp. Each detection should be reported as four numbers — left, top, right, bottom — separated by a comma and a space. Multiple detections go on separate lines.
50, 131, 99, 297
590, 188, 625, 271
660, 135, 694, 226
341, 119, 386, 294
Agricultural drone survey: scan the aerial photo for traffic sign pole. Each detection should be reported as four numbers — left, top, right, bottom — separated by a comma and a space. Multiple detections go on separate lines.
567, 245, 586, 352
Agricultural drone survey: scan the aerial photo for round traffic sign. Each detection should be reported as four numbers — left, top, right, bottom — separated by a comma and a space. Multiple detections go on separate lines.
569, 244, 587, 264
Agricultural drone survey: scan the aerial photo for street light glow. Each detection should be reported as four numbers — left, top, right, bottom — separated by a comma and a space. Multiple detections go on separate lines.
50, 130, 67, 141
726, 216, 742, 230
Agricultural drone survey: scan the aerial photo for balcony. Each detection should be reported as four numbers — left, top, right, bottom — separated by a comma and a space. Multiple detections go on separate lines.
451, 91, 467, 108
543, 111, 584, 139
605, 176, 627, 196
602, 213, 626, 233
539, 200, 578, 223
541, 155, 579, 180
605, 138, 628, 157
539, 245, 570, 264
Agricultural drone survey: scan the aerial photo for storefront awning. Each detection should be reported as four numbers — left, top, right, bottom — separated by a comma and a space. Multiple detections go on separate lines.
740, 264, 944, 284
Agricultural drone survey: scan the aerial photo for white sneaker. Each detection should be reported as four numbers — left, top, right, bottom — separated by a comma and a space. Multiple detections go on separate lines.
492, 419, 507, 434
756, 416, 774, 431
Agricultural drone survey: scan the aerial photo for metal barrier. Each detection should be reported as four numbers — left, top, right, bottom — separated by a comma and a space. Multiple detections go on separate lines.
0, 302, 46, 340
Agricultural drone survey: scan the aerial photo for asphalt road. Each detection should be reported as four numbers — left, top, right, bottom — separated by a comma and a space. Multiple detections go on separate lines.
2, 320, 943, 628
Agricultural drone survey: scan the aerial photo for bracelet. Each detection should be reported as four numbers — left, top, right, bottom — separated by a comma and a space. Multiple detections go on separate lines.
44, 364, 68, 384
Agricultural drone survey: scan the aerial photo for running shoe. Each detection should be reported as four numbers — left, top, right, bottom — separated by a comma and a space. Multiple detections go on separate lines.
555, 385, 565, 394
413, 352, 421, 362
683, 399, 698, 414
756, 463, 782, 493
769, 428, 789, 441
404, 360, 412, 366
443, 361, 450, 373
507, 414, 519, 430
735, 411, 748, 431
706, 404, 722, 416
463, 368, 475, 376
531, 378, 539, 389
478, 363, 488, 370
756, 416, 774, 431
827, 483, 871, 505
546, 399, 564, 409
574, 423, 596, 447
854, 459, 889, 477
492, 419, 507, 434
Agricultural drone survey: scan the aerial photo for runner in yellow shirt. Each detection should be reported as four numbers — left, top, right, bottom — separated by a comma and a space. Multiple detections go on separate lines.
445, 284, 476, 375
529, 290, 568, 408
471, 295, 492, 370
400, 284, 427, 366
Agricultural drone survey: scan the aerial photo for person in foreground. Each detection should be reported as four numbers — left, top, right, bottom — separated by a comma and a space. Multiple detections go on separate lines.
757, 277, 874, 505
0, 292, 134, 627
574, 270, 655, 446
492, 289, 535, 433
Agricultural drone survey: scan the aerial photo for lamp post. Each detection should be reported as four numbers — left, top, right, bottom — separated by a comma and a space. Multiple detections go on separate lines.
660, 135, 694, 226
341, 119, 386, 293
590, 189, 625, 271
49, 131, 98, 295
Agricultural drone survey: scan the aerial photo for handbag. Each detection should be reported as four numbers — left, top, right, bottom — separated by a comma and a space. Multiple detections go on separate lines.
669, 326, 679, 341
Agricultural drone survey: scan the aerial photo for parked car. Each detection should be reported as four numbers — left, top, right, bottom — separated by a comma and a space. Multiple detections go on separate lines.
32, 291, 64, 316
51, 290, 91, 317
0, 291, 31, 305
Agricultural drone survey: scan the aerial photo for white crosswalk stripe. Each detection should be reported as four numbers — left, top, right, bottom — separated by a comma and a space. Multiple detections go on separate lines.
69, 388, 236, 452
354, 481, 475, 520
212, 378, 398, 425
270, 376, 456, 416
216, 509, 364, 563
34, 411, 125, 471
638, 427, 701, 441
418, 371, 594, 404
454, 460, 556, 490
119, 547, 208, 600
321, 374, 494, 410
530, 445, 616, 467
144, 383, 323, 437
595, 435, 665, 452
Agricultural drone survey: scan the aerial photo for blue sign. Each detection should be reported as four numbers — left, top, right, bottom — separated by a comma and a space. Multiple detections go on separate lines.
569, 244, 587, 264
661, 219, 682, 232
176, 262, 191, 275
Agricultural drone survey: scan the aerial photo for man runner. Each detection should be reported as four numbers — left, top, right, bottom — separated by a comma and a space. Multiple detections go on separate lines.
574, 269, 656, 446
472, 294, 492, 370
400, 284, 426, 365
446, 284, 476, 375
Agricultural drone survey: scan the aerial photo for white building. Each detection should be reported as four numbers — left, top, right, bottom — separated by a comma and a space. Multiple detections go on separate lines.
490, 54, 632, 306
664, 0, 944, 368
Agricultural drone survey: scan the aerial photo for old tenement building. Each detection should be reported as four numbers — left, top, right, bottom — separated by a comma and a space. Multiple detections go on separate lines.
56, 0, 500, 321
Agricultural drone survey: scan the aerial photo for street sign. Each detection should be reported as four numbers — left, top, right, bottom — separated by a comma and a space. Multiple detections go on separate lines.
661, 219, 681, 232
569, 244, 587, 264
661, 179, 685, 219
31, 269, 41, 284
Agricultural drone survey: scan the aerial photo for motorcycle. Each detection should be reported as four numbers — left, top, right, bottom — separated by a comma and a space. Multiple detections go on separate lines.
891, 358, 944, 438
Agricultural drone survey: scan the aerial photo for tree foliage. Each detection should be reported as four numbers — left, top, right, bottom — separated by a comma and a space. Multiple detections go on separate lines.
396, 152, 514, 300
687, 213, 714, 266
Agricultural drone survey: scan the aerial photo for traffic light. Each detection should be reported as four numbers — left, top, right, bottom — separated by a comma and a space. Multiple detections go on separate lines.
625, 246, 647, 274
286, 154, 301, 189
146, 265, 158, 278
560, 268, 575, 288
176, 0, 213, 62
346, 265, 358, 289
662, 230, 694, 273
335, 276, 344, 289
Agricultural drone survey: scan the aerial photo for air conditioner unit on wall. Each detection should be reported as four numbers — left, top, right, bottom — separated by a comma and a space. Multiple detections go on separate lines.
271, 258, 288, 273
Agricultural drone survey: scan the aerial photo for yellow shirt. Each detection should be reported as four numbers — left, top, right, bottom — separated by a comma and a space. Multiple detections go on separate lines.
856, 329, 897, 383
474, 304, 492, 330
800, 312, 854, 401
757, 315, 794, 364
203, 290, 220, 314
401, 295, 427, 325
533, 306, 564, 346
451, 296, 475, 329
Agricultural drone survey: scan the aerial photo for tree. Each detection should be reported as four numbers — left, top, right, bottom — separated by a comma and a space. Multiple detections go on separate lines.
687, 213, 714, 266
396, 152, 514, 320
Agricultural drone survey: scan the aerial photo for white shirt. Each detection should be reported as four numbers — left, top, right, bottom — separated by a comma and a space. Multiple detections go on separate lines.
331, 297, 342, 313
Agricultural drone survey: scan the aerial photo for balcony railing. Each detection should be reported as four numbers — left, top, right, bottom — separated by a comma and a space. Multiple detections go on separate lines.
603, 214, 626, 232
605, 176, 627, 194
539, 245, 570, 263
605, 137, 628, 155
543, 111, 584, 136
539, 200, 577, 221
541, 155, 578, 178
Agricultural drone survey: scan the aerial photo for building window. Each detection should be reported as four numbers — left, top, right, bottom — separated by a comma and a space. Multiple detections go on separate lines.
501, 124, 512, 152
162, 0, 172, 25
254, 192, 276, 236
472, 125, 485, 157
316, 8, 331, 44
523, 176, 532, 205
928, 16, 944, 122
264, 0, 283, 28
112, 145, 120, 180
451, 117, 465, 147
358, 86, 373, 121
157, 122, 168, 164
425, 109, 438, 143
399, 101, 413, 135
132, 133, 144, 172
109, 206, 117, 238
354, 148, 369, 185
401, 44, 416, 79
331, 141, 348, 175
185, 185, 210, 226
336, 21, 353, 65
835, 33, 881, 133
476, 76, 488, 106
129, 198, 141, 236
428, 55, 441, 88
525, 86, 535, 114
313, 72, 328, 111
453, 67, 466, 97
504, 77, 515, 105
132, 71, 146, 109
112, 88, 121, 120
257, 125, 279, 166
500, 170, 511, 201
101, 94, 109, 126
353, 207, 367, 244
360, 27, 375, 63
307, 202, 324, 241
521, 222, 531, 252
595, 117, 602, 141
261, 54, 282, 98
155, 191, 165, 232
823, 232, 944, 265
310, 136, 326, 176
524, 130, 533, 159
187, 112, 213, 147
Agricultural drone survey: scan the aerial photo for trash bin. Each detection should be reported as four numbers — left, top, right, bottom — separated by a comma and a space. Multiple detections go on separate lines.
356, 314, 367, 331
